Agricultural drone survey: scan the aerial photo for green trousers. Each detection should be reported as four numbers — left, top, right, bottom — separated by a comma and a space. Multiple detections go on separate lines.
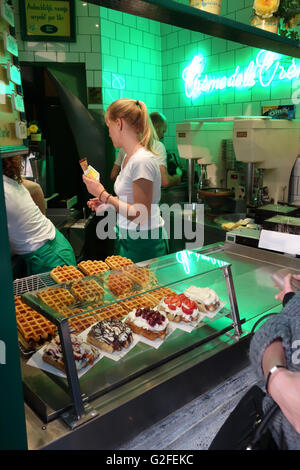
21, 229, 76, 276
115, 226, 169, 264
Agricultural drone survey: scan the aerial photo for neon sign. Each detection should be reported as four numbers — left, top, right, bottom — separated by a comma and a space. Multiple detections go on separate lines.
176, 250, 227, 275
182, 50, 300, 99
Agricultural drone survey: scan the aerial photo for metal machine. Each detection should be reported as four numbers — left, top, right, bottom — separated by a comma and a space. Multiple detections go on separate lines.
176, 117, 300, 208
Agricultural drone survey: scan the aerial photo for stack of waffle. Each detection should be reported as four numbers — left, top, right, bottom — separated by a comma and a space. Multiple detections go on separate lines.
15, 256, 174, 353
14, 296, 57, 352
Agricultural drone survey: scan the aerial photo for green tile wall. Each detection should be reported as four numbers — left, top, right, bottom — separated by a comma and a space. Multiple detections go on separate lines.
12, 0, 300, 157
100, 7, 163, 113
160, 0, 300, 154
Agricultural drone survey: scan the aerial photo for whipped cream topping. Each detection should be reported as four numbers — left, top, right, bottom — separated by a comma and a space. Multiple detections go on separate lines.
184, 286, 219, 306
127, 308, 168, 332
160, 299, 182, 317
89, 319, 132, 345
160, 296, 198, 321
180, 299, 199, 320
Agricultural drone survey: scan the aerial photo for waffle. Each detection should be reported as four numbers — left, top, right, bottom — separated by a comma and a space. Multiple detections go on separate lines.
65, 308, 104, 334
125, 307, 169, 341
14, 296, 57, 350
120, 294, 156, 312
63, 303, 127, 334
95, 303, 128, 321
70, 279, 105, 304
121, 265, 152, 288
145, 287, 177, 304
159, 293, 199, 323
37, 287, 76, 309
42, 333, 100, 373
104, 255, 133, 270
107, 272, 134, 297
50, 265, 85, 284
87, 319, 133, 353
183, 286, 220, 313
77, 260, 110, 277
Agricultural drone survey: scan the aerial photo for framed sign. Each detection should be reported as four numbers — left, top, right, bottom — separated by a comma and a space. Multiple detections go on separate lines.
19, 0, 75, 42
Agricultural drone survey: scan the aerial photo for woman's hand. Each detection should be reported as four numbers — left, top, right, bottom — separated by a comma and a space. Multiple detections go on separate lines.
87, 198, 102, 212
82, 175, 104, 198
269, 369, 300, 434
275, 273, 300, 303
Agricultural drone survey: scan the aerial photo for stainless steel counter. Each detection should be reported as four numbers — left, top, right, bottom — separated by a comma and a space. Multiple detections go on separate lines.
23, 242, 300, 450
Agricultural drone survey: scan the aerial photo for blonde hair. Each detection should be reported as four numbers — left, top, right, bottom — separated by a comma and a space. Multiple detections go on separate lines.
105, 98, 158, 154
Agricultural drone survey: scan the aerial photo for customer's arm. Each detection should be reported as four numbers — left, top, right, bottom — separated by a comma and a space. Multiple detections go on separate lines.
262, 339, 300, 434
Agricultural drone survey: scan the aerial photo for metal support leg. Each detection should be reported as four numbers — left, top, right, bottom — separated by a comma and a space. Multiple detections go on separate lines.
58, 320, 85, 420
188, 159, 195, 204
223, 265, 242, 338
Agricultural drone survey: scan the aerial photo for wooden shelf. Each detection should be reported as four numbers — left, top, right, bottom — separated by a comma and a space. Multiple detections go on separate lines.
90, 0, 300, 58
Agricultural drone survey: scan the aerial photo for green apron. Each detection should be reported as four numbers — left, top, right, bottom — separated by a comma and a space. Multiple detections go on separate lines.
21, 228, 76, 276
115, 225, 169, 263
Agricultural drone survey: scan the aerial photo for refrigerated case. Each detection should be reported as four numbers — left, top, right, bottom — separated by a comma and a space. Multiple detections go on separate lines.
16, 248, 246, 449
14, 240, 299, 450
2, 0, 300, 450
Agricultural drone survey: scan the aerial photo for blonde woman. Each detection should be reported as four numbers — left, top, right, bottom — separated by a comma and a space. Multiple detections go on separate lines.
83, 98, 169, 263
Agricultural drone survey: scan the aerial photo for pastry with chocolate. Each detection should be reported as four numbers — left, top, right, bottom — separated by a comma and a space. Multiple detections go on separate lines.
87, 319, 133, 353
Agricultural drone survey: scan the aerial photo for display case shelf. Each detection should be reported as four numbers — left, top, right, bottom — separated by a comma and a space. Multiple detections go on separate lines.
91, 0, 300, 58
19, 250, 242, 426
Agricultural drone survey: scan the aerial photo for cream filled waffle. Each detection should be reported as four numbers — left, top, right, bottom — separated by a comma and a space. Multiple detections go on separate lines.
14, 296, 57, 351
159, 293, 199, 323
37, 287, 76, 309
125, 307, 169, 341
50, 265, 84, 284
87, 319, 133, 353
70, 278, 105, 304
104, 255, 133, 270
184, 286, 220, 313
107, 272, 134, 297
42, 333, 100, 373
77, 260, 109, 277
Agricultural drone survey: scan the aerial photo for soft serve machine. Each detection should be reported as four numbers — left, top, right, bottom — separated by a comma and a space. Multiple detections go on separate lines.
176, 117, 300, 210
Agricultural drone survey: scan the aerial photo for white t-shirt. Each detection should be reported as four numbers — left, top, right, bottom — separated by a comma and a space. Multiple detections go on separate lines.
114, 147, 163, 231
3, 175, 56, 255
115, 140, 167, 169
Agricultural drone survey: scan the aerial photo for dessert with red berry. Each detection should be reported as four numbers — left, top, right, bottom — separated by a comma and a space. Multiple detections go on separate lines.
125, 307, 169, 340
184, 286, 220, 312
159, 293, 199, 323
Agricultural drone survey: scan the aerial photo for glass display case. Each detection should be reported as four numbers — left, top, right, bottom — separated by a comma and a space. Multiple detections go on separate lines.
16, 250, 242, 429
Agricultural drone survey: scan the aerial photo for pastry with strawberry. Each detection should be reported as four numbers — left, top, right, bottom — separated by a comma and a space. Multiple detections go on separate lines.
184, 286, 220, 313
160, 293, 199, 323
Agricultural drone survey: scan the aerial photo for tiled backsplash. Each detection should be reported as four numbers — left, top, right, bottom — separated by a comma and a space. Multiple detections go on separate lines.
13, 0, 300, 157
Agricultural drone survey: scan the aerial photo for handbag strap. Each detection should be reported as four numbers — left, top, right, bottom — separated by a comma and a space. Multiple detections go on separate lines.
250, 312, 279, 335
246, 403, 279, 450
